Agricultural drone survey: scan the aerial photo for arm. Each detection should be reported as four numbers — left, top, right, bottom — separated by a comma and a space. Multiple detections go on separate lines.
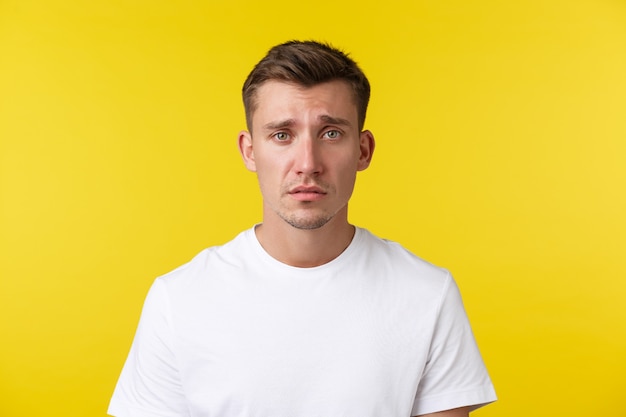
410, 275, 496, 416
108, 279, 189, 417
414, 406, 471, 417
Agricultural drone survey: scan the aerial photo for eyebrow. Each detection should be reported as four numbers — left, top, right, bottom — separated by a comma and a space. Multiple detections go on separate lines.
262, 115, 352, 130
319, 115, 352, 126
263, 119, 296, 130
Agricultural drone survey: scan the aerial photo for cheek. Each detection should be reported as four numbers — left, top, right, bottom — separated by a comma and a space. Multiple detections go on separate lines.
336, 166, 358, 190
253, 159, 286, 190
256, 159, 283, 176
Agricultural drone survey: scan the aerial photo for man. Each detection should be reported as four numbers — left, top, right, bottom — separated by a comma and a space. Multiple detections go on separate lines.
109, 40, 496, 417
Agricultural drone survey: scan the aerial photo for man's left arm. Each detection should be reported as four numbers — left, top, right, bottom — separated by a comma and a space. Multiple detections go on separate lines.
415, 406, 470, 417
410, 274, 496, 416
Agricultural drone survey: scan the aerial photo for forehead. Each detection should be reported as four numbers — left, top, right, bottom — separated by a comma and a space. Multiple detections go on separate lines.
251, 80, 358, 128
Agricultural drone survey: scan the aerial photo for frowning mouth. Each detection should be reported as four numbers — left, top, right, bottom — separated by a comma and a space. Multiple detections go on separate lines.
289, 186, 326, 194
288, 186, 327, 201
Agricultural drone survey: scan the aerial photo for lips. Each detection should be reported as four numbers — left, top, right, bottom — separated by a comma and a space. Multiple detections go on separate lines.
288, 185, 327, 201
289, 185, 326, 194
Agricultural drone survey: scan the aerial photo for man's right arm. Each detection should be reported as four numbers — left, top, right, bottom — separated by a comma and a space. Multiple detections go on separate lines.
108, 279, 189, 417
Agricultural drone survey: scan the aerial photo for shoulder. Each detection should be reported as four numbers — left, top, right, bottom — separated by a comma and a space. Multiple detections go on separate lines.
352, 227, 453, 300
355, 227, 449, 279
155, 228, 254, 289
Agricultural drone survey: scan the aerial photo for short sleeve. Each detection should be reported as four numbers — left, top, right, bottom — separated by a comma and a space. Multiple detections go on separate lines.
108, 279, 190, 417
411, 275, 497, 416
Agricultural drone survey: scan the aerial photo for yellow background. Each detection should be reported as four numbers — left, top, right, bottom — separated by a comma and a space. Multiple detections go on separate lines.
1, 0, 625, 416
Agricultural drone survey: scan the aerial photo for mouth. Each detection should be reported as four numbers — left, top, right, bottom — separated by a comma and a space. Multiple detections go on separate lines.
288, 186, 327, 201
290, 185, 326, 194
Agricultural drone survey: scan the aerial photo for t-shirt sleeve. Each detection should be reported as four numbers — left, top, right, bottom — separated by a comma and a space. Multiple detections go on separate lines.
108, 279, 189, 417
411, 274, 497, 416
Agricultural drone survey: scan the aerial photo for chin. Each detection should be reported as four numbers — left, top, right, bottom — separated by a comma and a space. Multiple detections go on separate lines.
282, 214, 333, 230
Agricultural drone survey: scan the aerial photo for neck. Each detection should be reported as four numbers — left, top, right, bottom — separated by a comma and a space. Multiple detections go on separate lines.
254, 212, 355, 268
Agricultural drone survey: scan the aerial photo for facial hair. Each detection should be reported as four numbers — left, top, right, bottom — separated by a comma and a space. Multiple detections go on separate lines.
276, 178, 339, 230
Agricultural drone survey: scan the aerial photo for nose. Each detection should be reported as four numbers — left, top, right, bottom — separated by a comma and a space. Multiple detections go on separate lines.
293, 136, 322, 176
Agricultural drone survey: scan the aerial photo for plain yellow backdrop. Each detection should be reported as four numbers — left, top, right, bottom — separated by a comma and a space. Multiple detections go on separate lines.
1, 1, 625, 416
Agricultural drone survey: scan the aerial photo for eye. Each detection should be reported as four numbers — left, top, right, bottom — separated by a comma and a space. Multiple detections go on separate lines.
273, 132, 290, 141
323, 130, 341, 140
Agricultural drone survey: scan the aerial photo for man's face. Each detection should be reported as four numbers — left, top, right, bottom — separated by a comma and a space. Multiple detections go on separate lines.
238, 80, 374, 230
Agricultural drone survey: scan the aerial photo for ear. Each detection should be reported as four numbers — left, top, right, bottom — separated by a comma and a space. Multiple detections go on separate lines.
238, 130, 257, 172
357, 130, 375, 171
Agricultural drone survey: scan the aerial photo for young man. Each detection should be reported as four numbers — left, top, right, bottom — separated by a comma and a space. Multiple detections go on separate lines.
109, 40, 496, 417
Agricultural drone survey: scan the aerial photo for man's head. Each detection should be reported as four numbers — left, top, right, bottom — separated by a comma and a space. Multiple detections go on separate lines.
238, 41, 375, 234
242, 40, 371, 131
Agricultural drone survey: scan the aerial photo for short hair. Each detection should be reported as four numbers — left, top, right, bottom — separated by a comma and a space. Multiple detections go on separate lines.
242, 40, 371, 131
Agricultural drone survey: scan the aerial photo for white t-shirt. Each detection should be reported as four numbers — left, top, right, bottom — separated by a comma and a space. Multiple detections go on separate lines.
109, 227, 496, 417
